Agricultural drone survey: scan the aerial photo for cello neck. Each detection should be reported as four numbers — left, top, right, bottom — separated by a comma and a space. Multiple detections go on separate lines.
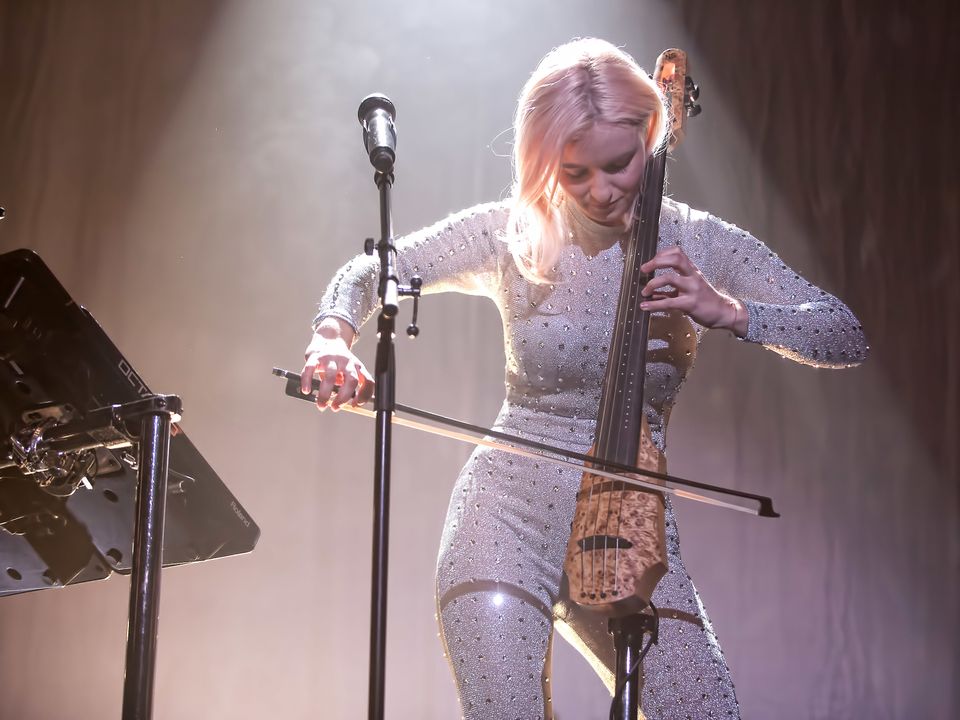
593, 47, 696, 463
593, 148, 667, 465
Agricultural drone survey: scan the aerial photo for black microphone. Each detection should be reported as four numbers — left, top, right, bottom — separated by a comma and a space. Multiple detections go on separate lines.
357, 93, 397, 173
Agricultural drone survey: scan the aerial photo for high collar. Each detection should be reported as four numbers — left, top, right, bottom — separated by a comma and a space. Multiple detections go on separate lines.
563, 198, 630, 255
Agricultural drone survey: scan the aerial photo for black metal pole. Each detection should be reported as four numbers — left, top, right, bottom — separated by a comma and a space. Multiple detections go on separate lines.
368, 170, 396, 720
122, 410, 172, 720
357, 92, 403, 720
609, 614, 656, 720
369, 314, 394, 720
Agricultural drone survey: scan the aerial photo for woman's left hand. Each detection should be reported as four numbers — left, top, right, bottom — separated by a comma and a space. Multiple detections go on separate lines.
639, 247, 748, 337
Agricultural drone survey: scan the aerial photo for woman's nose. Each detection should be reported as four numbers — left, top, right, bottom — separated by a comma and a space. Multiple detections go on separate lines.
588, 176, 612, 204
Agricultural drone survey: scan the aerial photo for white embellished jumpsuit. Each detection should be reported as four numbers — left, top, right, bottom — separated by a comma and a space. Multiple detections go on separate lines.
315, 197, 868, 719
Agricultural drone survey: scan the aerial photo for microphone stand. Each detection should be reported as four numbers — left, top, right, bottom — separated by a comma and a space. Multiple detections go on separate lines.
362, 123, 421, 720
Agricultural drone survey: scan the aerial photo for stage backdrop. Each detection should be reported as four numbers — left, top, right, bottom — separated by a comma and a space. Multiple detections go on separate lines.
0, 1, 955, 718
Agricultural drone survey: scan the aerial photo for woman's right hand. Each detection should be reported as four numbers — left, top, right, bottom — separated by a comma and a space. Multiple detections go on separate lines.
300, 317, 375, 411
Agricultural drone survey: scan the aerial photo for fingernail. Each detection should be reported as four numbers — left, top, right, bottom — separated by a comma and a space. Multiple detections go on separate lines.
640, 302, 649, 309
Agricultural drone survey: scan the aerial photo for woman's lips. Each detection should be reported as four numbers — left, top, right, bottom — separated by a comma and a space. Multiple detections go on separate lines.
591, 199, 620, 213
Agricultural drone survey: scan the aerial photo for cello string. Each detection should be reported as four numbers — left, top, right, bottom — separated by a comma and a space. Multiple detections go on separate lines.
593, 225, 639, 595
602, 183, 649, 595
606, 156, 660, 596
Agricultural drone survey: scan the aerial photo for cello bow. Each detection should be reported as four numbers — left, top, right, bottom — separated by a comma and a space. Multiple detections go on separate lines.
273, 367, 778, 518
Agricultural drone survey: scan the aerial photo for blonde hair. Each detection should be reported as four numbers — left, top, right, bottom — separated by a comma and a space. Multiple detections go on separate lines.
507, 38, 667, 283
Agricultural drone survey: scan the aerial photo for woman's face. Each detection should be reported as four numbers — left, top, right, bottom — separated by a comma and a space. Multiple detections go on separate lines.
558, 122, 646, 226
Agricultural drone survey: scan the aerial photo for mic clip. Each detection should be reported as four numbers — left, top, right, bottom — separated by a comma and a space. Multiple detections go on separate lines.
364, 238, 421, 337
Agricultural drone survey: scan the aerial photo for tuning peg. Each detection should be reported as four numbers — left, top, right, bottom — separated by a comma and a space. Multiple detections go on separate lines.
686, 103, 702, 118
685, 76, 700, 101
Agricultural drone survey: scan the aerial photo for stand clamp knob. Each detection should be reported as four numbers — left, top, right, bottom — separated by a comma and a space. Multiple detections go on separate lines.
400, 275, 422, 337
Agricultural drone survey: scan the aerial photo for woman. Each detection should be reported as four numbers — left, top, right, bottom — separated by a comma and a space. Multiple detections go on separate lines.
301, 38, 867, 720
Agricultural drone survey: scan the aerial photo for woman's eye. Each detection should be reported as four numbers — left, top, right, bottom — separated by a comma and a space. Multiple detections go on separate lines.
564, 170, 586, 180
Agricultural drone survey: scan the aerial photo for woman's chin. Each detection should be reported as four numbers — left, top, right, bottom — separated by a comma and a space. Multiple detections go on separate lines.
589, 207, 628, 227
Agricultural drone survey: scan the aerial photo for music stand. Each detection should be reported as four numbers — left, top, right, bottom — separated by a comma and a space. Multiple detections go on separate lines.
0, 249, 260, 719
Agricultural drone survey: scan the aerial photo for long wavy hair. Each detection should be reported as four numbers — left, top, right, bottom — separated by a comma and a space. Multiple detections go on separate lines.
507, 38, 668, 283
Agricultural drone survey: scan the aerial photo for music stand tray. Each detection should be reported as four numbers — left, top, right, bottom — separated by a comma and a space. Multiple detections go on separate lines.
0, 248, 259, 594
